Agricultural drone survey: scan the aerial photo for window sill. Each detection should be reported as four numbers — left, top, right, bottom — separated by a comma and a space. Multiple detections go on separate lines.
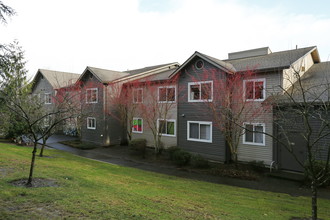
187, 138, 212, 143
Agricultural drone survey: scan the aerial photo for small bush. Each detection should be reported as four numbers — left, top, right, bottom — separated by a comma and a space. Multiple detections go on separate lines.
304, 160, 330, 187
129, 139, 147, 158
190, 154, 210, 169
248, 160, 266, 173
172, 149, 191, 167
167, 146, 181, 160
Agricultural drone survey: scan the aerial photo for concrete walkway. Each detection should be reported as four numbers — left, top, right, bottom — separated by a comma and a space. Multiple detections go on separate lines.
44, 135, 330, 199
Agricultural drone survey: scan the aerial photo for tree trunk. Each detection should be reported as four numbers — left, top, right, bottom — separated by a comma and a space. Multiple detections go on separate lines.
311, 180, 318, 220
26, 143, 38, 187
39, 139, 46, 157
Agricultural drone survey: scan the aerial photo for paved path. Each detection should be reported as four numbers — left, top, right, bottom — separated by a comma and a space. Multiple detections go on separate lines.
45, 135, 330, 199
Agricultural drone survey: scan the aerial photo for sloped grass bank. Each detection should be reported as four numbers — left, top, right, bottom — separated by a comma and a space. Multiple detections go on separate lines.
0, 143, 329, 219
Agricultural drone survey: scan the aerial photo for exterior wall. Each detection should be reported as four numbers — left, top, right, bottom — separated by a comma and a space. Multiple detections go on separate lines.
177, 57, 227, 162
283, 53, 314, 91
131, 83, 177, 148
237, 71, 282, 165
80, 72, 107, 146
31, 73, 55, 112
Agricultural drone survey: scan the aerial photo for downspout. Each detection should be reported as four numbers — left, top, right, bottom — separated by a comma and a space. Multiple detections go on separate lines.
103, 83, 110, 145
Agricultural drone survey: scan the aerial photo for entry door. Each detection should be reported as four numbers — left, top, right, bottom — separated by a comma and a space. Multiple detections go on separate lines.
279, 132, 306, 172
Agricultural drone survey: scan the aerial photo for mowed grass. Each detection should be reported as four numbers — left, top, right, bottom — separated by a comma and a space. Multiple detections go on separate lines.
0, 143, 330, 219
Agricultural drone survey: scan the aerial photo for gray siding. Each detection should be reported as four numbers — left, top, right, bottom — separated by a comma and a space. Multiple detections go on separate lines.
177, 58, 227, 162
80, 72, 107, 146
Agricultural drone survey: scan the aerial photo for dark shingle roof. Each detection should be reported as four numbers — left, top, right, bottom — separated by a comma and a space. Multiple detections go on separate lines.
124, 63, 177, 75
225, 46, 317, 72
275, 62, 330, 103
85, 66, 129, 83
35, 69, 80, 89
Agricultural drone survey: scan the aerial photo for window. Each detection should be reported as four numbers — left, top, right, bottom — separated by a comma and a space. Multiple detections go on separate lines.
158, 86, 176, 103
133, 88, 143, 103
158, 119, 175, 136
87, 117, 96, 129
243, 123, 265, 146
86, 88, 98, 103
187, 121, 212, 143
132, 118, 143, 133
45, 93, 52, 104
243, 79, 265, 101
188, 81, 213, 102
43, 116, 51, 127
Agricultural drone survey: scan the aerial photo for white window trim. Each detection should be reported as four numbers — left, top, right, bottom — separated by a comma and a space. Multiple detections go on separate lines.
86, 88, 98, 103
87, 117, 96, 130
133, 88, 143, 103
157, 119, 176, 137
243, 122, 265, 146
45, 93, 52, 104
158, 86, 176, 103
132, 117, 143, 133
187, 121, 212, 143
243, 78, 266, 101
188, 81, 213, 102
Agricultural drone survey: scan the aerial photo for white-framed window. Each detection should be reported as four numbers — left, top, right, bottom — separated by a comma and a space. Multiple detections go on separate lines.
188, 81, 213, 102
45, 93, 52, 104
87, 117, 96, 129
243, 78, 266, 101
158, 86, 176, 103
132, 118, 143, 133
133, 88, 143, 103
43, 116, 51, 127
243, 122, 265, 146
86, 88, 98, 103
158, 119, 176, 137
187, 121, 212, 143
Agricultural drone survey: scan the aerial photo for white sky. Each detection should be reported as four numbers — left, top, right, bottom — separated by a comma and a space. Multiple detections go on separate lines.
2, 0, 330, 79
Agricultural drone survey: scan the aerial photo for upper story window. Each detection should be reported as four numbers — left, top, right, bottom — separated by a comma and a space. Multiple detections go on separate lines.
158, 86, 176, 103
86, 88, 98, 103
132, 118, 143, 133
187, 121, 212, 143
188, 81, 213, 102
45, 93, 52, 104
87, 117, 96, 129
243, 122, 265, 146
133, 88, 143, 103
158, 119, 176, 136
243, 79, 265, 101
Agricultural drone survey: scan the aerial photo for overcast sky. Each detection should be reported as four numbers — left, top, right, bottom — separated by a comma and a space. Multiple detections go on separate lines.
2, 0, 330, 79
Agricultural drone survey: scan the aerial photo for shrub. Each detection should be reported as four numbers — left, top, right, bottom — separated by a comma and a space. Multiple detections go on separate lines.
166, 146, 181, 160
190, 154, 210, 169
129, 139, 147, 158
172, 149, 191, 167
248, 160, 266, 173
304, 160, 330, 187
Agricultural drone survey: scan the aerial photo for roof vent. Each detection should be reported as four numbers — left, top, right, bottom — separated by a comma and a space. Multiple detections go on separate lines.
228, 47, 272, 60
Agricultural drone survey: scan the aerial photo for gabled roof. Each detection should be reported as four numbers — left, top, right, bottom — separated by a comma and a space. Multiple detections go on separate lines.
225, 46, 319, 72
113, 62, 180, 83
32, 69, 80, 90
124, 63, 177, 75
78, 66, 130, 84
169, 51, 236, 77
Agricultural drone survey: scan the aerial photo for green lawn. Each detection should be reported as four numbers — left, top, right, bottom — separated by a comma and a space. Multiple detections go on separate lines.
1, 143, 329, 219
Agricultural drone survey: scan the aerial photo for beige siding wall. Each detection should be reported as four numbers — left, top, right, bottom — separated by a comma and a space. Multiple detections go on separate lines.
283, 53, 314, 90
237, 71, 281, 165
130, 84, 177, 149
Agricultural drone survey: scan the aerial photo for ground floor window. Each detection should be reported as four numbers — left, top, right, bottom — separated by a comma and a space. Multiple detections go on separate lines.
87, 117, 96, 129
187, 121, 212, 143
132, 118, 143, 133
243, 123, 265, 145
158, 119, 176, 136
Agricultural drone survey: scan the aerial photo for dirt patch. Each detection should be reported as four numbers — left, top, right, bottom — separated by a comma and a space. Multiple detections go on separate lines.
10, 178, 59, 188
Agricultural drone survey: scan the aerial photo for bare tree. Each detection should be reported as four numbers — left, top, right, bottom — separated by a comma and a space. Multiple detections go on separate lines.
272, 60, 330, 220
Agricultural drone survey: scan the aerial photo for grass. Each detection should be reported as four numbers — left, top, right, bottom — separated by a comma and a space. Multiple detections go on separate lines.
1, 143, 330, 219
59, 139, 97, 150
